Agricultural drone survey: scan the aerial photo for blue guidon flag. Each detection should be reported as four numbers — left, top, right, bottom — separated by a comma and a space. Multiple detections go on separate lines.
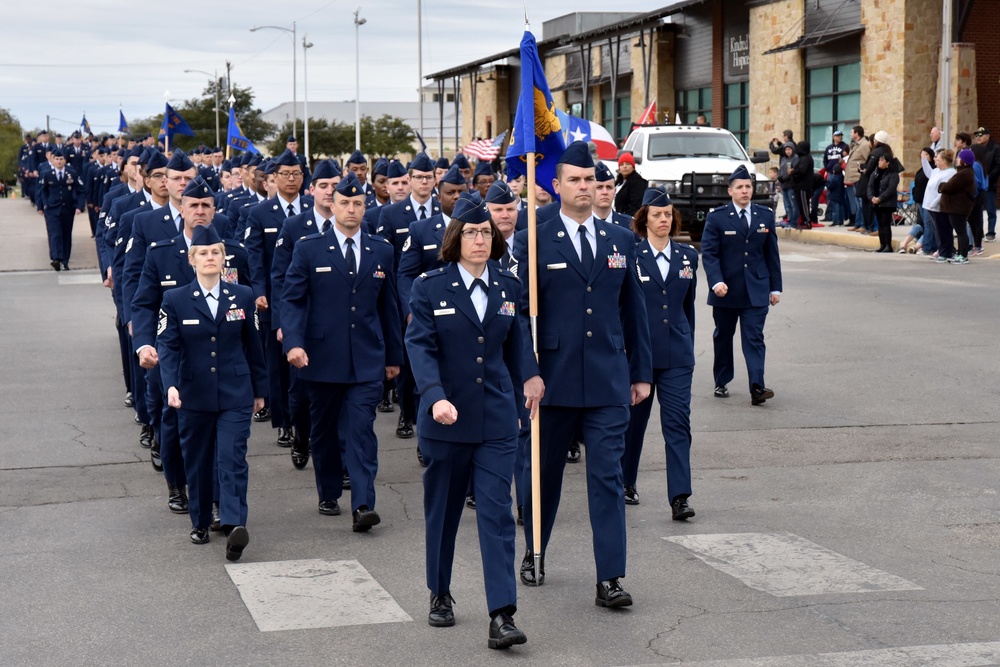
227, 106, 260, 155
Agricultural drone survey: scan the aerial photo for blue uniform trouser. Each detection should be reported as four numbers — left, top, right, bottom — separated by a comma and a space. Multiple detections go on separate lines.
712, 305, 769, 392
305, 379, 381, 512
146, 367, 185, 487
513, 403, 531, 510
521, 404, 629, 583
129, 345, 149, 426
288, 367, 311, 451
266, 327, 291, 429
623, 366, 694, 503
115, 313, 131, 394
396, 322, 418, 423
43, 207, 74, 262
87, 206, 99, 236
422, 435, 518, 615
178, 406, 252, 530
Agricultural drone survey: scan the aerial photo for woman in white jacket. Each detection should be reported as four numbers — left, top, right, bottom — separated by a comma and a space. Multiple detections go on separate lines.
921, 149, 956, 261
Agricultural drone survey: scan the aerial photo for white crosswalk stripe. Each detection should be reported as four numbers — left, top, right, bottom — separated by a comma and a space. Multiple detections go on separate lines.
665, 533, 922, 597
225, 558, 413, 632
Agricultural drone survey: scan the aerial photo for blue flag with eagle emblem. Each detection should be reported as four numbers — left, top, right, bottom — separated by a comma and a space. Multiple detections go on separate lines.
505, 30, 565, 197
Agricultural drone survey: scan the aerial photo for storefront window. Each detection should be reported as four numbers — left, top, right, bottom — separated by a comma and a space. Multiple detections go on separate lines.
675, 87, 712, 125
724, 82, 749, 148
806, 62, 861, 168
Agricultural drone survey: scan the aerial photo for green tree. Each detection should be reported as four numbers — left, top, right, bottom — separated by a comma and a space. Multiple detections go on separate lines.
0, 108, 24, 183
266, 119, 354, 161
360, 114, 416, 157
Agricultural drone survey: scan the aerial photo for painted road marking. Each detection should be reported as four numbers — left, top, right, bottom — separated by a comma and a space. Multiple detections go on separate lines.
629, 641, 1000, 666
58, 272, 103, 285
665, 533, 922, 597
226, 558, 413, 632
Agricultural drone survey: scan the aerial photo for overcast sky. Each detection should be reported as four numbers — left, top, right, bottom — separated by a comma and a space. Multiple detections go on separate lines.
2, 0, 666, 136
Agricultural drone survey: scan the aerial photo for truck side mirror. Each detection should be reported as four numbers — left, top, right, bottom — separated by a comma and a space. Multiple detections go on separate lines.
750, 150, 769, 164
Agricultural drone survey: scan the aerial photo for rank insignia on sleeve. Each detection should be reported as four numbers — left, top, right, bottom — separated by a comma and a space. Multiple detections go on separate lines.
157, 309, 167, 335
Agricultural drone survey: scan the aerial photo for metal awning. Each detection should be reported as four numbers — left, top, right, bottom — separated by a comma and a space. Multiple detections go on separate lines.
763, 26, 865, 55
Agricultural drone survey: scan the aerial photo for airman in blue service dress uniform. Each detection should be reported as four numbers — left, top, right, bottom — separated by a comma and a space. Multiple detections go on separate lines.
281, 173, 403, 532
700, 165, 782, 405
621, 187, 698, 519
593, 162, 633, 228
406, 194, 527, 649
471, 160, 496, 200
35, 148, 84, 271
513, 142, 652, 607
157, 223, 266, 560
245, 150, 313, 444
270, 159, 343, 470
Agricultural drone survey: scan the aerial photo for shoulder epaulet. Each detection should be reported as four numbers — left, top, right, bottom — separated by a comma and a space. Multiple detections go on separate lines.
300, 232, 325, 243
149, 238, 176, 251
365, 232, 391, 244
680, 243, 695, 251
709, 206, 723, 213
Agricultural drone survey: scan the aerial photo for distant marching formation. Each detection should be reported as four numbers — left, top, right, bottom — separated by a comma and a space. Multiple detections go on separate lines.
16, 128, 781, 651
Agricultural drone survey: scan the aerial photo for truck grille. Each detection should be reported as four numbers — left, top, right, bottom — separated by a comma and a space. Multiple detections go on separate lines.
680, 173, 729, 197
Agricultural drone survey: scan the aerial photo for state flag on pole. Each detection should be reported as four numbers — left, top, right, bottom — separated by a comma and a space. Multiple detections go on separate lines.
637, 99, 657, 125
554, 110, 618, 160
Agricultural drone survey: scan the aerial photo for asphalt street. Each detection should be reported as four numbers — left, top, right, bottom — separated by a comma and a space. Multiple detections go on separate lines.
1, 198, 999, 666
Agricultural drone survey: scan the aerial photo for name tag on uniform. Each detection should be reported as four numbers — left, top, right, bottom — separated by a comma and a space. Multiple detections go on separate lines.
546, 263, 567, 270
316, 266, 332, 272
498, 301, 516, 316
679, 266, 694, 280
182, 319, 199, 326
433, 308, 456, 316
422, 244, 438, 251
607, 253, 626, 269
222, 267, 239, 283
724, 230, 737, 236
264, 227, 278, 233
395, 228, 409, 235
160, 280, 177, 286
226, 308, 246, 321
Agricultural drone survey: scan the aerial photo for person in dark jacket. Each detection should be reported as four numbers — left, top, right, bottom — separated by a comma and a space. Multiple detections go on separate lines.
791, 141, 814, 230
614, 152, 647, 216
970, 127, 1000, 240
938, 149, 978, 264
857, 131, 892, 235
769, 130, 794, 156
867, 152, 900, 252
777, 142, 798, 224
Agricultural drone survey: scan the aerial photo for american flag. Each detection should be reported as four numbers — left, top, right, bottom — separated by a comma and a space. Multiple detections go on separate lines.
463, 130, 508, 161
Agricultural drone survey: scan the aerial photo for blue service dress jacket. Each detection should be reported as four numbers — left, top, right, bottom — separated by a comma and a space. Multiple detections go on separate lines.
396, 213, 448, 318
512, 216, 652, 407
700, 202, 782, 309
243, 196, 313, 322
280, 231, 403, 383
269, 209, 326, 333
376, 197, 440, 259
156, 280, 267, 412
405, 263, 524, 444
635, 238, 697, 369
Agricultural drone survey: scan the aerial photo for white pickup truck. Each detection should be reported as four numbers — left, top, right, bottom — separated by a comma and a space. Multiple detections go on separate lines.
615, 125, 771, 240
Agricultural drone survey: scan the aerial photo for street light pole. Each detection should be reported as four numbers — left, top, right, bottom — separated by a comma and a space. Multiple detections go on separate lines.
354, 7, 367, 151
184, 68, 221, 147
303, 36, 314, 162
250, 22, 298, 139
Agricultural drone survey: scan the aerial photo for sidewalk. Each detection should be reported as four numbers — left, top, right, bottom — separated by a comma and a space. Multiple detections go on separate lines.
0, 197, 100, 272
776, 222, 1000, 259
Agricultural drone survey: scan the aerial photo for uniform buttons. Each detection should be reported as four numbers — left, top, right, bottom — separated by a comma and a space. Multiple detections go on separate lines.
211, 351, 216, 357
210, 367, 216, 373
475, 377, 483, 384
476, 357, 483, 364
586, 331, 593, 338
661, 304, 668, 310
586, 286, 592, 293
351, 306, 356, 312
662, 319, 669, 324
210, 337, 216, 342
745, 252, 749, 256
351, 323, 356, 329
352, 289, 357, 294
477, 336, 484, 344
661, 290, 667, 295
586, 308, 592, 315
744, 264, 748, 268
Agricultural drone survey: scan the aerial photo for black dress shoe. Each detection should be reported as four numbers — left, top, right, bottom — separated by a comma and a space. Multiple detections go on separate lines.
750, 384, 774, 406
519, 550, 544, 586
465, 494, 476, 510
376, 398, 395, 413
139, 424, 154, 449
252, 407, 270, 423
318, 500, 341, 516
276, 427, 293, 448
50, 259, 61, 272
352, 506, 381, 532
488, 611, 527, 650
595, 578, 633, 608
62, 263, 69, 271
225, 526, 250, 561
624, 486, 639, 506
150, 437, 163, 472
189, 527, 209, 545
134, 414, 141, 424
416, 446, 426, 467
168, 486, 188, 514
342, 472, 351, 490
210, 504, 222, 531
396, 415, 414, 439
714, 385, 729, 398
671, 496, 695, 521
428, 592, 455, 627
123, 392, 134, 408
291, 439, 309, 469
566, 441, 581, 463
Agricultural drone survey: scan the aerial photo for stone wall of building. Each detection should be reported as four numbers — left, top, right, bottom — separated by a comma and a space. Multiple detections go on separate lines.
950, 44, 979, 136
748, 0, 805, 166
630, 28, 674, 124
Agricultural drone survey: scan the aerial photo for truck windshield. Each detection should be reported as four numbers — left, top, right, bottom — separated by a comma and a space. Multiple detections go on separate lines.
647, 133, 748, 161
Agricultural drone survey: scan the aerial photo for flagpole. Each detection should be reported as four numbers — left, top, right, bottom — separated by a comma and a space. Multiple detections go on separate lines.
525, 146, 543, 585
226, 96, 234, 161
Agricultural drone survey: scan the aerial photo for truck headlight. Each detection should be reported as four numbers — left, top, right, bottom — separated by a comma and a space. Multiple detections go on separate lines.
755, 181, 771, 195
